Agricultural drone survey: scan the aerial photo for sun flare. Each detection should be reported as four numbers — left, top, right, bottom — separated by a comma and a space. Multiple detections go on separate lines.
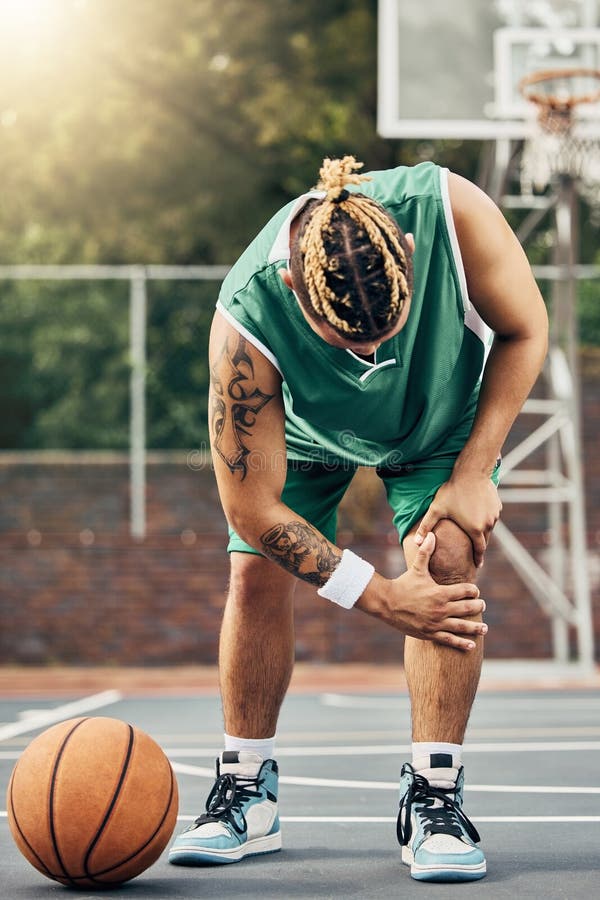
0, 0, 83, 41
0, 0, 55, 27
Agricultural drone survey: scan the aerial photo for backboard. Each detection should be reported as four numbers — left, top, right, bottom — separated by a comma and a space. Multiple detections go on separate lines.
377, 0, 600, 139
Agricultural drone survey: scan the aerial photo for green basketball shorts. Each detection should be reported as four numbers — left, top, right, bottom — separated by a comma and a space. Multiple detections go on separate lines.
226, 456, 502, 554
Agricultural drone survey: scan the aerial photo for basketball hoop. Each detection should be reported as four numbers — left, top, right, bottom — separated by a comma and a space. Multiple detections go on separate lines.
518, 67, 600, 203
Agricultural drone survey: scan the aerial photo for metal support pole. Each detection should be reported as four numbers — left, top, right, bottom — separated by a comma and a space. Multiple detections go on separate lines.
487, 138, 513, 204
552, 179, 594, 668
129, 271, 147, 540
484, 128, 597, 669
547, 428, 568, 662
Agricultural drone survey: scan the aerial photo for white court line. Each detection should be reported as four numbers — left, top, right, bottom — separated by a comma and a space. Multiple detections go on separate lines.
166, 740, 600, 758
166, 746, 412, 758
150, 726, 600, 741
466, 727, 600, 738
172, 763, 215, 778
282, 816, 600, 824
170, 763, 600, 795
0, 691, 122, 743
321, 694, 411, 709
321, 693, 600, 710
275, 776, 600, 795
2, 810, 599, 824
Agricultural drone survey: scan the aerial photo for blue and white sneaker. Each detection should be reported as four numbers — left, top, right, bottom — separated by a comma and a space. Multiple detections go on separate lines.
168, 751, 281, 865
397, 754, 486, 882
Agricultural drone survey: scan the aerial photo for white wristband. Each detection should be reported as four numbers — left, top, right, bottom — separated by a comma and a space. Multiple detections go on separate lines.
317, 549, 375, 609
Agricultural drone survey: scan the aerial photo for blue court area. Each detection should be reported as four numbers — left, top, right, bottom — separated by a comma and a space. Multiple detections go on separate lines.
1, 675, 600, 899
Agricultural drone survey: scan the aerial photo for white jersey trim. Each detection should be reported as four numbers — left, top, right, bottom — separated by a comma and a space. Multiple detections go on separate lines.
358, 358, 397, 382
439, 168, 470, 314
267, 190, 326, 263
216, 301, 283, 375
439, 168, 492, 354
344, 348, 397, 381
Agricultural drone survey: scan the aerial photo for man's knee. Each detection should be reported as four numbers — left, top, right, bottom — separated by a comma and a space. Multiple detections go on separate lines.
429, 519, 477, 585
228, 552, 296, 607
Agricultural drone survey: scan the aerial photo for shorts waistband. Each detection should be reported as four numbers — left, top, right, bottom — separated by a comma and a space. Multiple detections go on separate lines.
376, 456, 502, 480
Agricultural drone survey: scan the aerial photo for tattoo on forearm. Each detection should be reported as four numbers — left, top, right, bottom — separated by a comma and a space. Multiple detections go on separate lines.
260, 521, 341, 587
210, 334, 274, 479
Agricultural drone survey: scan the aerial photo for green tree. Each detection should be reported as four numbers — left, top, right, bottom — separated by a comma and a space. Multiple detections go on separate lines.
0, 0, 597, 449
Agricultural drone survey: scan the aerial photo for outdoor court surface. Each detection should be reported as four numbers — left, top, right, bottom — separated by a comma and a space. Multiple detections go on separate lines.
1, 664, 599, 899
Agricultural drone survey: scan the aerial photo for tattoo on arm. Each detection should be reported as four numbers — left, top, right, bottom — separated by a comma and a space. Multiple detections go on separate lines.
260, 521, 341, 587
210, 334, 274, 480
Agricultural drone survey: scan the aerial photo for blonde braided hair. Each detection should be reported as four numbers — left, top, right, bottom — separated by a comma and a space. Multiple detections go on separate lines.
295, 156, 412, 339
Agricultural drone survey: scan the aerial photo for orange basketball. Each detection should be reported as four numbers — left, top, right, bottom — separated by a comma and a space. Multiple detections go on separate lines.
6, 716, 179, 889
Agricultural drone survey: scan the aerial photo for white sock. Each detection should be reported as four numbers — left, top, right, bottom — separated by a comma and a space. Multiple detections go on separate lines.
224, 733, 276, 761
412, 741, 462, 768
412, 742, 462, 790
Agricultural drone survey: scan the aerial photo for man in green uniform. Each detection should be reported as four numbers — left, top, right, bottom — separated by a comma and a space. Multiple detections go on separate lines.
169, 157, 548, 882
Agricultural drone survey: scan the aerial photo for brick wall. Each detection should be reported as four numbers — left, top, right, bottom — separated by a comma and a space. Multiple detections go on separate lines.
1, 358, 599, 666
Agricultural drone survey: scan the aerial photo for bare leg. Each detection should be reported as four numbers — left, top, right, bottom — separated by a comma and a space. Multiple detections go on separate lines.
219, 552, 297, 739
402, 520, 483, 743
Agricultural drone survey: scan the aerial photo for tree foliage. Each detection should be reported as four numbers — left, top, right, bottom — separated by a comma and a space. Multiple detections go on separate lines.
0, 0, 596, 449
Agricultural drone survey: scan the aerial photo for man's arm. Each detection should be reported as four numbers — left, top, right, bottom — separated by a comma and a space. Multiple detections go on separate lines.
209, 310, 486, 650
415, 173, 549, 565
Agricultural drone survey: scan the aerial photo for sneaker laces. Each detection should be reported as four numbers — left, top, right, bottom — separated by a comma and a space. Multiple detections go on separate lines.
190, 772, 263, 836
397, 770, 480, 846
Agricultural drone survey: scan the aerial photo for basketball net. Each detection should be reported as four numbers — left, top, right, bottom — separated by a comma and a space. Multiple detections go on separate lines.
519, 68, 600, 205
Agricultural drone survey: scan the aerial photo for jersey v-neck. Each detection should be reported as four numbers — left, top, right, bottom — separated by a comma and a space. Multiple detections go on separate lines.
345, 348, 399, 382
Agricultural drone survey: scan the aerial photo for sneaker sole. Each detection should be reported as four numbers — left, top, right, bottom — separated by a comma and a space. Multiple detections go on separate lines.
402, 846, 486, 882
169, 831, 282, 866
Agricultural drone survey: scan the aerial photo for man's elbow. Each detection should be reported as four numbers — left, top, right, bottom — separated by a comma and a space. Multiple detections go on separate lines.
226, 507, 257, 546
226, 501, 280, 549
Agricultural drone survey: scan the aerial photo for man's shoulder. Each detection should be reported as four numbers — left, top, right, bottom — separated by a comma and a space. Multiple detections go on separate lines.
358, 161, 442, 208
219, 207, 292, 307
219, 257, 282, 314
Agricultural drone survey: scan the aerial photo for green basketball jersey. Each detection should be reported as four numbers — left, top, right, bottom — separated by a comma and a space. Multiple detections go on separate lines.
216, 162, 491, 467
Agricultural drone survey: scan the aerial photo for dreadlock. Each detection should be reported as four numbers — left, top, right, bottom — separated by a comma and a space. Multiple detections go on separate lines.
290, 156, 413, 340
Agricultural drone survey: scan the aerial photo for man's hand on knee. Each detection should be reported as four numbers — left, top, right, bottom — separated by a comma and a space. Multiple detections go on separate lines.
414, 476, 501, 568
357, 532, 487, 651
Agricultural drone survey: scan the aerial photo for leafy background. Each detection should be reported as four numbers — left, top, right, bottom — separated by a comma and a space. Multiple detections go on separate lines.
0, 0, 597, 449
